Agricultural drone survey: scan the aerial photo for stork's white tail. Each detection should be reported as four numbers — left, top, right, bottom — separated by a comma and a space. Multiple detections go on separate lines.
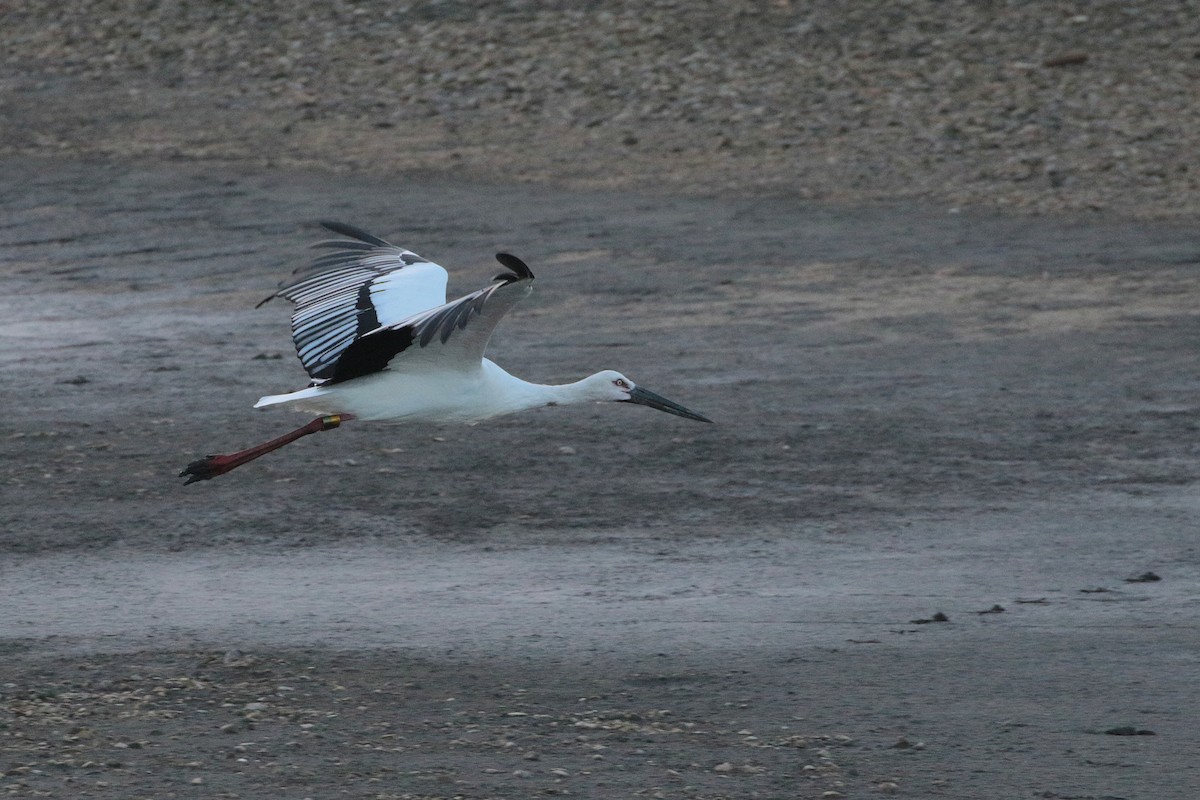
254, 384, 331, 411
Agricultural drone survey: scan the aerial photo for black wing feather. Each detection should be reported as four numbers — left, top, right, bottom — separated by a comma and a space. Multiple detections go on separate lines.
317, 220, 391, 247
329, 327, 416, 383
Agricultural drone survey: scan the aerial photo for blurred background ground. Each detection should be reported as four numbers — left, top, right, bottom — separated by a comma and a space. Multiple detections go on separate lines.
4, 0, 1199, 215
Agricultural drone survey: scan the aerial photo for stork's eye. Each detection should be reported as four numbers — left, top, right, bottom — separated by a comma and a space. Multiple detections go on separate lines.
613, 379, 629, 389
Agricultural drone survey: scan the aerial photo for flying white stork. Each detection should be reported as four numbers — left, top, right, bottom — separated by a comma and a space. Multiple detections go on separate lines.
180, 221, 711, 484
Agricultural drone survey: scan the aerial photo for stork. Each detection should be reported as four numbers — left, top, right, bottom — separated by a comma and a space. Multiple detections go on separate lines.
180, 222, 711, 484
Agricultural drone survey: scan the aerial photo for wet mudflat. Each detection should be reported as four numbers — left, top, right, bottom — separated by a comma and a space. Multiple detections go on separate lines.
2, 157, 1199, 798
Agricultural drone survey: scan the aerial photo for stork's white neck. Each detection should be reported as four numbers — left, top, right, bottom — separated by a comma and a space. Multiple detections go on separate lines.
538, 377, 599, 407
482, 360, 605, 416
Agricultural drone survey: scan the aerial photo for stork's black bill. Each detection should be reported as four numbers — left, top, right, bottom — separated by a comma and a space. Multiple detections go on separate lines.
626, 386, 712, 423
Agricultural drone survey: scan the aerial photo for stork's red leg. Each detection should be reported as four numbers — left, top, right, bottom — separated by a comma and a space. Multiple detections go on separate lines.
180, 414, 355, 485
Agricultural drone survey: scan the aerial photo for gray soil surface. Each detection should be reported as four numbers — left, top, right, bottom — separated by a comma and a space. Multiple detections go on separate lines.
4, 3, 1200, 798
3, 159, 1199, 799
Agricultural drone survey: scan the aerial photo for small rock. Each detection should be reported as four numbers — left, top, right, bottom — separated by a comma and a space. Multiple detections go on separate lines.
1124, 571, 1161, 583
1104, 726, 1155, 736
1043, 52, 1088, 67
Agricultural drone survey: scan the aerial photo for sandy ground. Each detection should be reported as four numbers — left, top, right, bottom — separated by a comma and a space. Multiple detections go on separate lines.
1, 156, 1198, 798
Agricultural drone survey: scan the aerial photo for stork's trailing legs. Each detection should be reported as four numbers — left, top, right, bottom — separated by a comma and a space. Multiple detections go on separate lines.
180, 414, 354, 485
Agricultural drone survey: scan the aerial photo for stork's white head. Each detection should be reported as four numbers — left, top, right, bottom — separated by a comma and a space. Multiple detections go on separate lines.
582, 370, 638, 401
581, 370, 712, 422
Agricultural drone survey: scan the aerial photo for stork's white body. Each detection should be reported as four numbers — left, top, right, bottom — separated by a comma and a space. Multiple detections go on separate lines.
180, 222, 708, 485
255, 358, 582, 422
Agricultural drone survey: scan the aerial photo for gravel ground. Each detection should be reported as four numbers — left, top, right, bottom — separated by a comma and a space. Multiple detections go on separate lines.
1, 647, 865, 799
4, 0, 1200, 216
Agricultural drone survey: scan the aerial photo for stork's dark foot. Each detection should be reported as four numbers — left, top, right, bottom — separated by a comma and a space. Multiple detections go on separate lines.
179, 454, 240, 485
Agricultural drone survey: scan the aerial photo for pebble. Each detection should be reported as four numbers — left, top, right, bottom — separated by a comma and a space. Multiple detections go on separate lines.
1104, 725, 1156, 736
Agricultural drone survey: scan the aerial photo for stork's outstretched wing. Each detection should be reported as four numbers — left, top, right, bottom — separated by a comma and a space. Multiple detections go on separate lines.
258, 221, 449, 381
326, 252, 534, 383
